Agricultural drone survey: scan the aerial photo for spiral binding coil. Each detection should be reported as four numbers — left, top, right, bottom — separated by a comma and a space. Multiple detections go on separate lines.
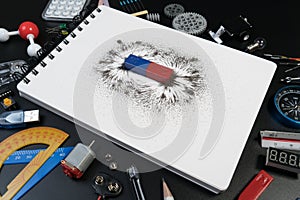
16, 0, 100, 85
146, 13, 160, 22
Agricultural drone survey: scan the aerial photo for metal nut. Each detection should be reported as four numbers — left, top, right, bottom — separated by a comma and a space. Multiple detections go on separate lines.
109, 161, 118, 170
105, 153, 112, 162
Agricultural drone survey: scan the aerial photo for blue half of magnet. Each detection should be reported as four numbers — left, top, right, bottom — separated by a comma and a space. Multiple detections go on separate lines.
124, 54, 150, 76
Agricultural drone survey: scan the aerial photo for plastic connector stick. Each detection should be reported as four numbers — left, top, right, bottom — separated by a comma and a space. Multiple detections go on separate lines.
0, 109, 39, 129
124, 54, 174, 83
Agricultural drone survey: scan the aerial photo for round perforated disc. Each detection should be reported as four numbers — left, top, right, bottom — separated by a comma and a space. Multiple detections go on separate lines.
172, 12, 207, 35
164, 3, 185, 18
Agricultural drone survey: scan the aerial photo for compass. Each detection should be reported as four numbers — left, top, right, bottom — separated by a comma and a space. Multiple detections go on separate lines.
274, 85, 300, 127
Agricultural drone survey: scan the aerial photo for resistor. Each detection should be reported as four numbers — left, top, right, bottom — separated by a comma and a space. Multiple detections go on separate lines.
146, 13, 160, 22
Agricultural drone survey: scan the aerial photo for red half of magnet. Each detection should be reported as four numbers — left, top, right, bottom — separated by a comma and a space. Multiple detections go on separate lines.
146, 62, 174, 83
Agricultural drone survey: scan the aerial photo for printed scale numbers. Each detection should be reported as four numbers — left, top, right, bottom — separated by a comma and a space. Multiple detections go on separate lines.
0, 127, 69, 200
42, 0, 90, 21
274, 85, 300, 127
4, 147, 73, 200
266, 147, 300, 174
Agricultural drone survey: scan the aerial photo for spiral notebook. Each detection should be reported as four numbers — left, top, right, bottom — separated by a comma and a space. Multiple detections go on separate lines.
17, 6, 277, 193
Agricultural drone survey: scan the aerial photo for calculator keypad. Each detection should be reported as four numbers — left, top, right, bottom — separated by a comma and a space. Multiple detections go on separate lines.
42, 0, 88, 21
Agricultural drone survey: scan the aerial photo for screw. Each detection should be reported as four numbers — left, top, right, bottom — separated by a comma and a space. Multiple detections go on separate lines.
109, 161, 118, 170
95, 176, 104, 185
107, 182, 120, 193
281, 76, 300, 83
245, 37, 266, 52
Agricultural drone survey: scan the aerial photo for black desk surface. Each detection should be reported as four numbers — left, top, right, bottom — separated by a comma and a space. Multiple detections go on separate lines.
1, 0, 300, 199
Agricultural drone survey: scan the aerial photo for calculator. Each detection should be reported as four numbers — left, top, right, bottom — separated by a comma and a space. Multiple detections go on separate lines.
42, 0, 90, 21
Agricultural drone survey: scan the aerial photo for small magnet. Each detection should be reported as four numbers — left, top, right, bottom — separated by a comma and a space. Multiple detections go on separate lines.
124, 54, 173, 83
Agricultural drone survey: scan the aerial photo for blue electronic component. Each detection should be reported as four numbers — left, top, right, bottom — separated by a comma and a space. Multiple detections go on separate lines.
9, 147, 73, 200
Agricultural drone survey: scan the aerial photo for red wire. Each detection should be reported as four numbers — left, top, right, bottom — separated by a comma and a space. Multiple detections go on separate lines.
97, 196, 102, 200
291, 58, 300, 62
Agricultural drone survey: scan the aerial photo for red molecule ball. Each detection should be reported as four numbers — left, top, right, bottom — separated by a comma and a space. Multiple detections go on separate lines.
18, 21, 39, 40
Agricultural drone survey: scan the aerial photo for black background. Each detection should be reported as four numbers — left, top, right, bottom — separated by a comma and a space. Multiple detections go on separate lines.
1, 0, 300, 199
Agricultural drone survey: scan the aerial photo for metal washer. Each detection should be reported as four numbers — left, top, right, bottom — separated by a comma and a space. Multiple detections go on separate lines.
164, 3, 185, 18
172, 12, 207, 35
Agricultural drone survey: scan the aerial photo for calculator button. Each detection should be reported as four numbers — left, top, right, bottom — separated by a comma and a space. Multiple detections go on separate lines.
73, 6, 81, 11
62, 11, 71, 16
76, 1, 84, 6
60, 0, 67, 4
57, 5, 64, 10
54, 10, 62, 16
49, 3, 57, 9
66, 5, 73, 10
71, 11, 78, 16
52, 0, 59, 4
68, 0, 75, 5
46, 9, 54, 15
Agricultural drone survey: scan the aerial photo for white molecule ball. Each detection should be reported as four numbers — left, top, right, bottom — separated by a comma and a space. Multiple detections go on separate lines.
0, 28, 10, 42
27, 43, 41, 57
